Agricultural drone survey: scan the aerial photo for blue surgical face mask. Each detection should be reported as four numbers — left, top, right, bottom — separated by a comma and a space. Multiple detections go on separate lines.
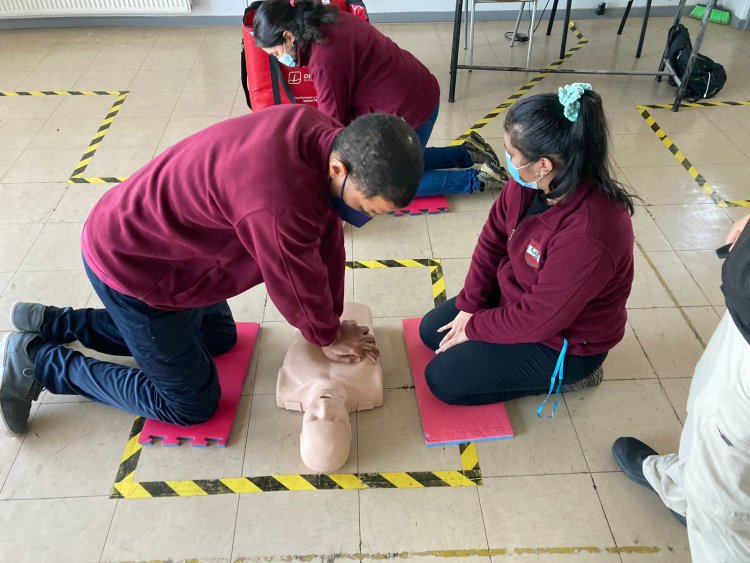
277, 42, 296, 67
329, 175, 372, 228
505, 150, 538, 189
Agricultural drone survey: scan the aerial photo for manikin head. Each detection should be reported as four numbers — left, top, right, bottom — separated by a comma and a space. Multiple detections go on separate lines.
299, 391, 352, 473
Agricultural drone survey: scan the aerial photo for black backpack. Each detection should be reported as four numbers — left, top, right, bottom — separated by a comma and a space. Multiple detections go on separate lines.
665, 24, 726, 102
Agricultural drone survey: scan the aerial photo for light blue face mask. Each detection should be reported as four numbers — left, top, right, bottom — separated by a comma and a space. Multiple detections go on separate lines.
277, 43, 296, 67
505, 150, 538, 190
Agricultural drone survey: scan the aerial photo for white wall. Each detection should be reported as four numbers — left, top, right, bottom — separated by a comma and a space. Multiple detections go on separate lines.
200, 0, 678, 14
723, 0, 750, 19
190, 0, 748, 21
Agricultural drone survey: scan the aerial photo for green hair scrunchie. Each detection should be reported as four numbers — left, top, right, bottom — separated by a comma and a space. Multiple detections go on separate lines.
558, 82, 592, 122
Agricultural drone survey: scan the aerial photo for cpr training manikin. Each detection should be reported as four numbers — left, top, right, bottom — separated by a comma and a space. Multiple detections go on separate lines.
276, 302, 384, 472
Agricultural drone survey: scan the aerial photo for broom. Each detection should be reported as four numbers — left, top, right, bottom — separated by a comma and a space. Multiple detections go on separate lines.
689, 4, 732, 24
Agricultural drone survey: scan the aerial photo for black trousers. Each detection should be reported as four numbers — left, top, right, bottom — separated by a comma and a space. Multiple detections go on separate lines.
418, 297, 606, 406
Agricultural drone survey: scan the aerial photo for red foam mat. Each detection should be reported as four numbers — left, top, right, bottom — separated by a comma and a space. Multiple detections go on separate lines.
402, 317, 513, 446
138, 322, 260, 448
392, 195, 449, 217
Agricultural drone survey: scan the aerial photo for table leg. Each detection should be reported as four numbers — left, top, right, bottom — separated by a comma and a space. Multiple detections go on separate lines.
559, 0, 572, 59
636, 0, 652, 58
617, 0, 633, 34
546, 0, 559, 35
449, 0, 464, 103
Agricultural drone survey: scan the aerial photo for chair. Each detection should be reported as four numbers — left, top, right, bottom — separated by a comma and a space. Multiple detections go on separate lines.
464, 0, 539, 69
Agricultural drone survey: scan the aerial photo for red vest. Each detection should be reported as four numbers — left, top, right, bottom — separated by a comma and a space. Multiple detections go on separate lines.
242, 0, 369, 110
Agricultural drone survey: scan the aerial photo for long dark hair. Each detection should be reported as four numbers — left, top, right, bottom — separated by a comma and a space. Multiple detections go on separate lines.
504, 88, 635, 215
253, 0, 338, 53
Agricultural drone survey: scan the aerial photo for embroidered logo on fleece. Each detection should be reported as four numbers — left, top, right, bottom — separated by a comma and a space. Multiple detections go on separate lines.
525, 239, 541, 268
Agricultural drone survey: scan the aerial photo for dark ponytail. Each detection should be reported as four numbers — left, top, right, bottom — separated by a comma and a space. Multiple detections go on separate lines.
253, 0, 338, 53
504, 88, 635, 215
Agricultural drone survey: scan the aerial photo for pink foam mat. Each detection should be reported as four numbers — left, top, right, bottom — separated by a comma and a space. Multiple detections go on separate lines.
138, 322, 261, 448
392, 195, 449, 217
402, 317, 513, 446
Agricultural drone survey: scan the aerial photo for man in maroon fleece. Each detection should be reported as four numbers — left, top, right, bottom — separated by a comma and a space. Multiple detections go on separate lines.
0, 105, 423, 436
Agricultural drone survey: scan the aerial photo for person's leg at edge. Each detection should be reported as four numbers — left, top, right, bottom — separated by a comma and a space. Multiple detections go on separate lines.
413, 103, 481, 197
31, 261, 221, 425
640, 312, 750, 561
418, 297, 605, 405
418, 169, 482, 196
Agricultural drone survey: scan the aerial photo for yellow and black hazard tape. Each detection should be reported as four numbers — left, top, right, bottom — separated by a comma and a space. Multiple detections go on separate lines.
0, 89, 130, 184
346, 258, 446, 306
640, 100, 750, 110
450, 22, 588, 146
68, 90, 129, 184
111, 424, 481, 498
637, 103, 750, 208
110, 258, 470, 499
0, 90, 122, 97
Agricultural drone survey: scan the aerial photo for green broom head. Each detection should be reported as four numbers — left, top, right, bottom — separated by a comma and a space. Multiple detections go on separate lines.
689, 4, 732, 24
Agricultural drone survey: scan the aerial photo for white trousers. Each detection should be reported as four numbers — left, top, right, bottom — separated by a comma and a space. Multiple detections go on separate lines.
643, 312, 750, 563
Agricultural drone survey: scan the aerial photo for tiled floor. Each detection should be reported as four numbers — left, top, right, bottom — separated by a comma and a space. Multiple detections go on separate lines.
0, 14, 748, 563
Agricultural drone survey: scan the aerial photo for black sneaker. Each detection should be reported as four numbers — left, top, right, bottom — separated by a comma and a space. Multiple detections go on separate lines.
612, 437, 687, 527
612, 437, 657, 489
9, 301, 47, 333
0, 331, 44, 436
464, 131, 500, 167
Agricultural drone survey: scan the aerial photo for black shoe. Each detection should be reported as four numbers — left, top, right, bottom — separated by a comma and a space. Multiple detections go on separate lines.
612, 437, 687, 527
612, 437, 657, 489
9, 301, 47, 333
0, 331, 44, 435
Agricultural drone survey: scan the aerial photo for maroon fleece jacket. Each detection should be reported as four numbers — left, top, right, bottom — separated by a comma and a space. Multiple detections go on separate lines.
456, 180, 635, 356
302, 11, 440, 128
82, 105, 345, 347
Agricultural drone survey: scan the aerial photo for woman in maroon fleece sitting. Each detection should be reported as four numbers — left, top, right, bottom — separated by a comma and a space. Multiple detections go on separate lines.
419, 84, 636, 415
252, 0, 506, 197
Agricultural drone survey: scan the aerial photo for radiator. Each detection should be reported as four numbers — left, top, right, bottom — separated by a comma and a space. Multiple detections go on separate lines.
0, 0, 192, 17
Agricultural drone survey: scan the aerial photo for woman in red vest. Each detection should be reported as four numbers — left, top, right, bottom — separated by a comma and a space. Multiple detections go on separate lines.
253, 0, 507, 197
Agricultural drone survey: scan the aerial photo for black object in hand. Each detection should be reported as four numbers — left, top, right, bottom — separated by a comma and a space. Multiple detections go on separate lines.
716, 243, 731, 259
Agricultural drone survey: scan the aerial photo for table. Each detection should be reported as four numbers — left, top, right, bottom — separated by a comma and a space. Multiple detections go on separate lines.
447, 0, 675, 105
448, 0, 573, 102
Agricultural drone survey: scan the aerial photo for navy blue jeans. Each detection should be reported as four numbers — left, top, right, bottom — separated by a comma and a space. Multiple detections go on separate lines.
414, 103, 481, 196
33, 258, 237, 425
